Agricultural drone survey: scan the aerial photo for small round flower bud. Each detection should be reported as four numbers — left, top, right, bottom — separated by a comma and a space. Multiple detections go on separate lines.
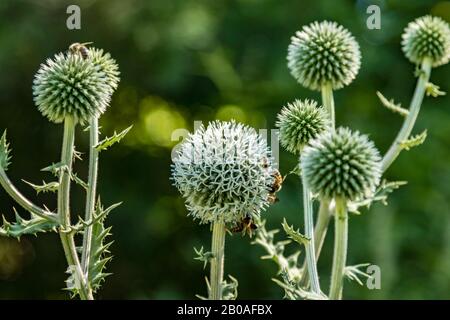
402, 15, 450, 67
172, 121, 274, 225
33, 53, 112, 124
287, 21, 361, 91
301, 127, 382, 201
276, 99, 329, 154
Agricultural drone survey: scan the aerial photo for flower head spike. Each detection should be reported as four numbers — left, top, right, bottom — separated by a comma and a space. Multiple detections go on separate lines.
276, 99, 330, 154
172, 121, 274, 225
33, 52, 112, 124
402, 15, 450, 67
301, 127, 382, 201
287, 21, 361, 91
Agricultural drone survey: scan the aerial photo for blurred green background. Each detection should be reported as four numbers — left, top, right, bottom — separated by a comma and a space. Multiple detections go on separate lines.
0, 0, 449, 299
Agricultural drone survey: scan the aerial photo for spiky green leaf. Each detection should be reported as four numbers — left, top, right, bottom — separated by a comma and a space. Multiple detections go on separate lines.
281, 218, 309, 247
273, 271, 327, 300
95, 126, 132, 152
0, 209, 59, 238
376, 91, 409, 117
400, 130, 427, 151
194, 246, 214, 270
87, 199, 119, 292
0, 131, 12, 171
41, 162, 67, 177
222, 275, 239, 300
348, 180, 408, 214
71, 172, 88, 190
23, 180, 59, 194
344, 263, 373, 286
426, 82, 446, 97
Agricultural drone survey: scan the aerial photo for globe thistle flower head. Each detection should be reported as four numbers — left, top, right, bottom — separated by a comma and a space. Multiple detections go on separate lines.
276, 99, 330, 154
33, 52, 112, 124
87, 48, 120, 92
287, 21, 361, 91
301, 127, 382, 201
172, 121, 275, 225
402, 15, 450, 67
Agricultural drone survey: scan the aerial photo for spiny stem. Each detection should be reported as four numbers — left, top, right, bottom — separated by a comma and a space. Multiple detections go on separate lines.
58, 116, 93, 300
209, 221, 226, 300
301, 172, 321, 294
329, 197, 348, 300
81, 117, 100, 277
381, 57, 432, 172
0, 169, 58, 222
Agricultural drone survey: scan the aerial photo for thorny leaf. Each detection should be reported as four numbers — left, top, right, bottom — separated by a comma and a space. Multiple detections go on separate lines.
426, 82, 446, 97
73, 147, 83, 162
86, 198, 118, 293
0, 130, 12, 171
0, 208, 59, 239
71, 172, 88, 191
195, 277, 211, 300
348, 180, 407, 214
252, 219, 302, 281
194, 246, 214, 269
41, 162, 67, 177
65, 265, 85, 298
399, 130, 427, 151
95, 126, 132, 152
196, 275, 238, 300
22, 179, 59, 194
222, 275, 238, 300
376, 91, 409, 117
281, 218, 309, 247
273, 271, 327, 300
344, 263, 373, 286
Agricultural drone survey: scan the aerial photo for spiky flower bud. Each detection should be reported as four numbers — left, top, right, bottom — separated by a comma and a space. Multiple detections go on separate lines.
402, 15, 450, 67
172, 121, 274, 225
88, 48, 120, 92
301, 127, 382, 201
33, 52, 115, 124
287, 21, 361, 91
276, 99, 329, 154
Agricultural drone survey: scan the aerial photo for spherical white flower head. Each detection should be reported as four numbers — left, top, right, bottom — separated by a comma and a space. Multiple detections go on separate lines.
172, 121, 274, 225
301, 127, 382, 201
276, 99, 330, 154
287, 21, 361, 91
33, 53, 113, 124
402, 15, 450, 67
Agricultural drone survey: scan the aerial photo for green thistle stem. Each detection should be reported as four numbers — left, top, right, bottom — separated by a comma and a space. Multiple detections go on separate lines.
329, 197, 348, 300
58, 116, 93, 300
300, 199, 332, 287
321, 83, 335, 130
302, 171, 321, 294
307, 82, 336, 272
81, 117, 100, 278
313, 199, 332, 260
0, 168, 58, 223
209, 221, 226, 300
381, 57, 432, 172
